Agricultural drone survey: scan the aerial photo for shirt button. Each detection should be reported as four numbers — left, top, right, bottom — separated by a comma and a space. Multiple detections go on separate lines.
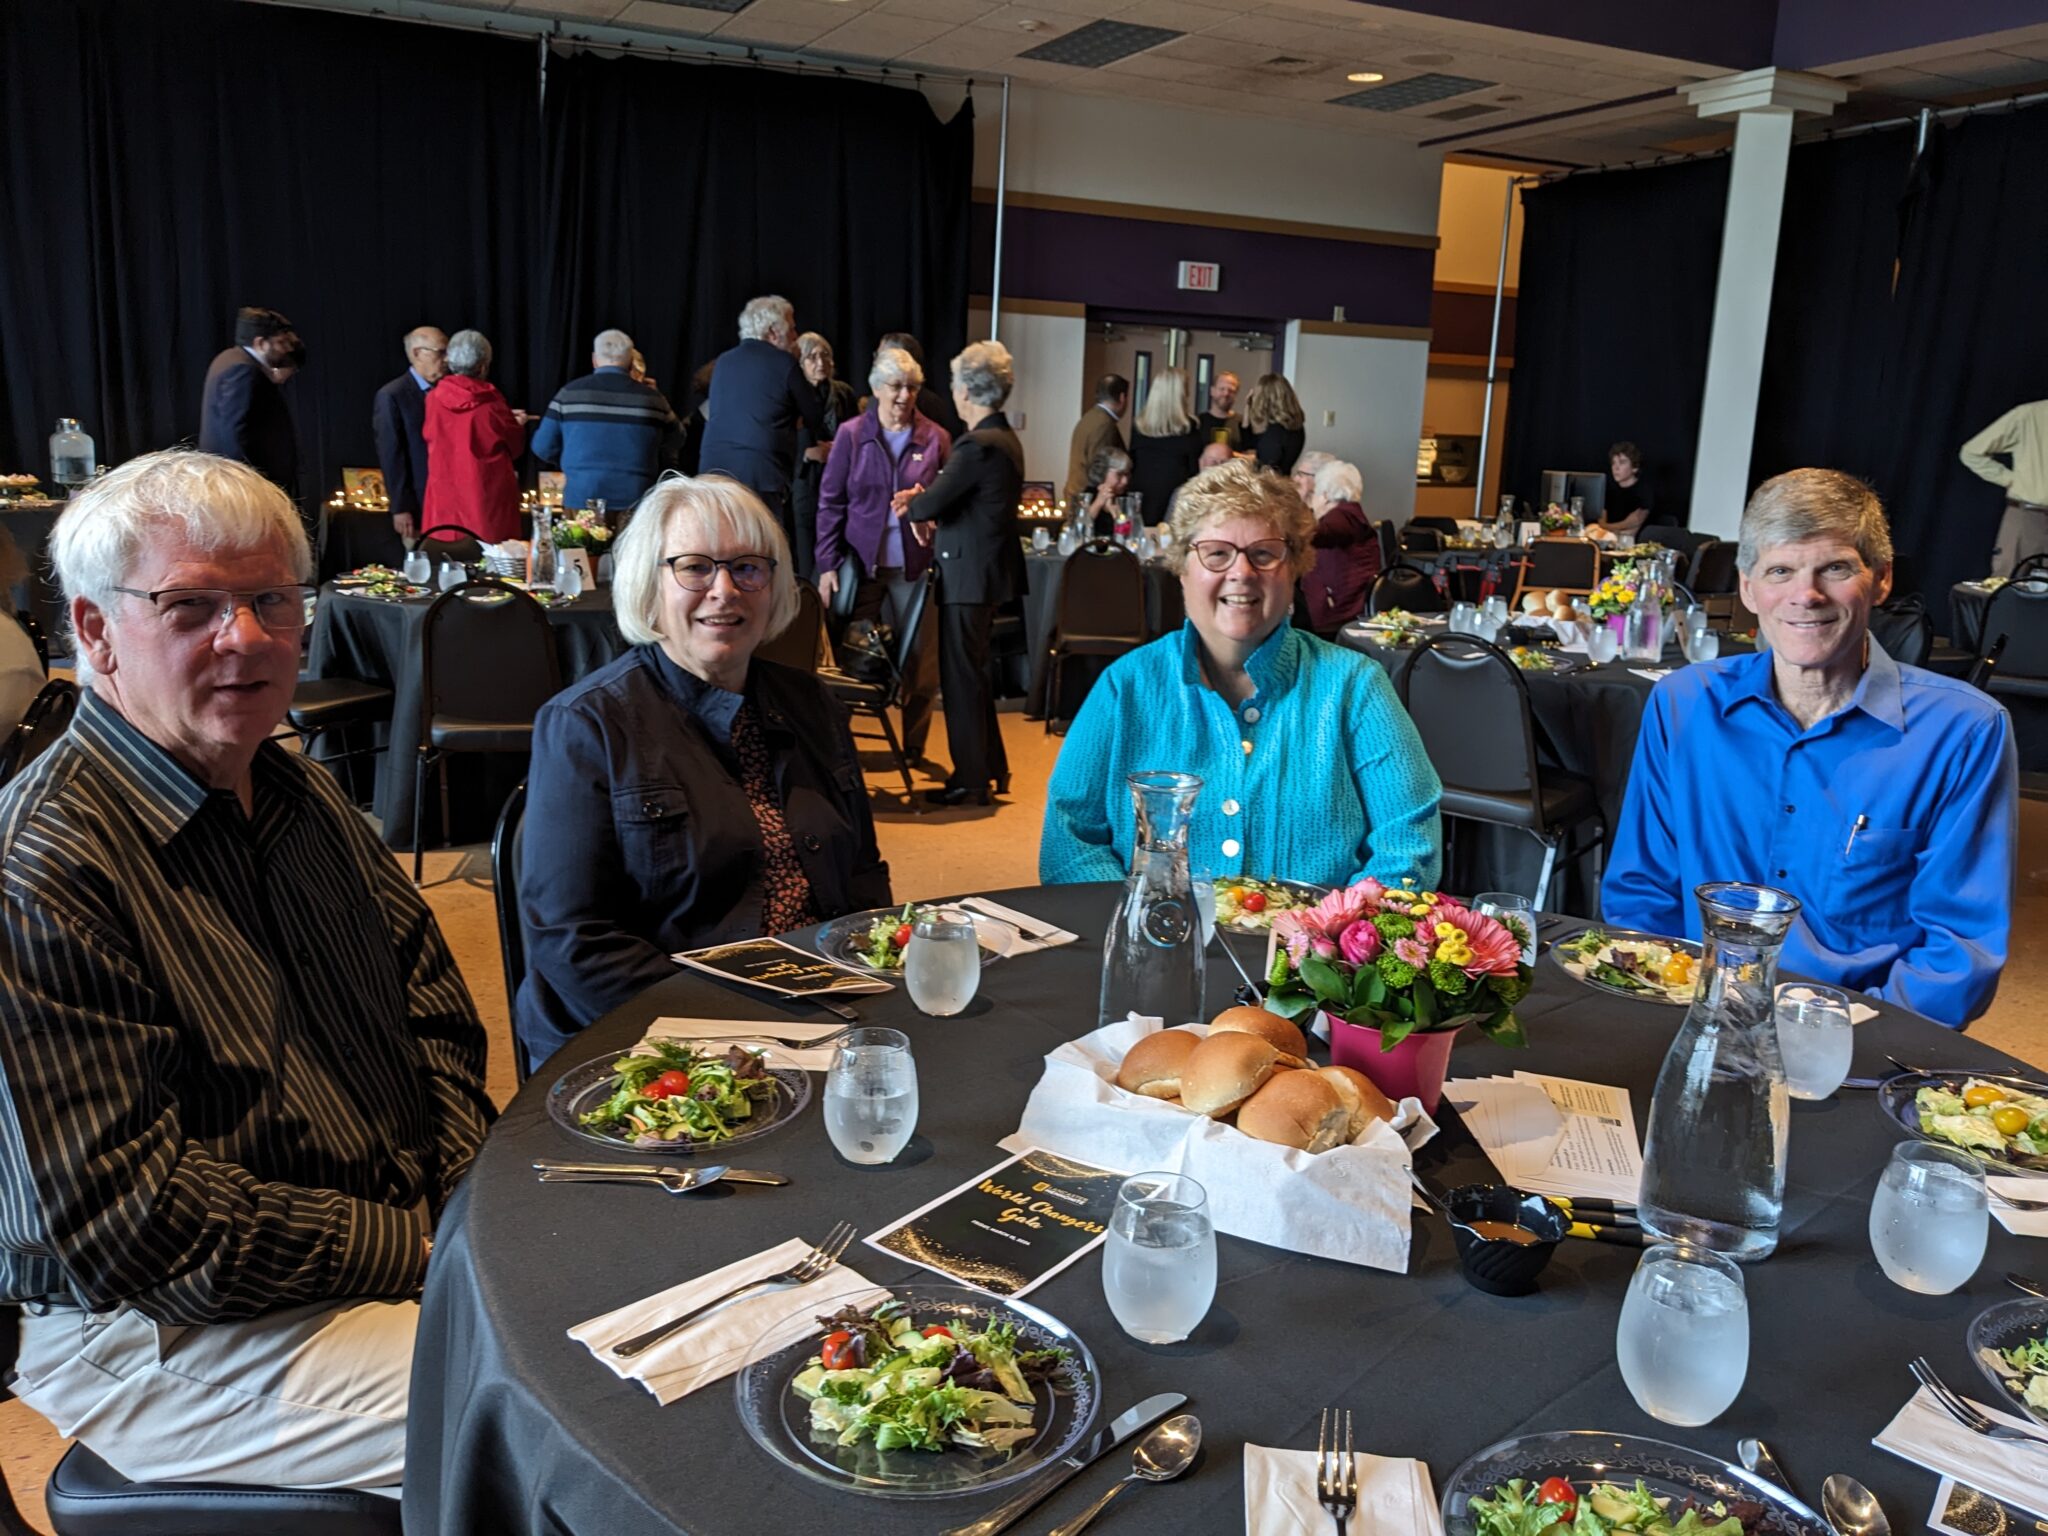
1241, 740, 1253, 755
642, 800, 664, 819
1243, 706, 1261, 723
1784, 805, 1795, 814
802, 833, 822, 852
341, 1045, 358, 1062
1776, 869, 1787, 879
1223, 799, 1240, 816
1222, 838, 1241, 857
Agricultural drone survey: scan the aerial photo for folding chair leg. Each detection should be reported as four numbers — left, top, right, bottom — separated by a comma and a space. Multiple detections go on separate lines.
438, 757, 453, 860
1043, 655, 1060, 735
412, 751, 431, 884
873, 707, 914, 800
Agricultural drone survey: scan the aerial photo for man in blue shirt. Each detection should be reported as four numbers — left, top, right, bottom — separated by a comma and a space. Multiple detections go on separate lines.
1603, 469, 2016, 1027
528, 327, 684, 512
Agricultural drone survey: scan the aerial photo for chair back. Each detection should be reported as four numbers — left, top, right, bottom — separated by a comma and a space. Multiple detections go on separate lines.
1438, 555, 1490, 606
1982, 579, 2048, 676
1518, 538, 1600, 595
413, 525, 486, 565
418, 579, 562, 734
2013, 553, 2048, 583
1399, 524, 1447, 555
1689, 539, 1738, 595
0, 678, 78, 789
1369, 563, 1447, 616
11, 610, 47, 674
1374, 519, 1400, 571
1638, 524, 1701, 560
492, 780, 531, 1083
756, 581, 826, 672
1055, 541, 1145, 642
1868, 594, 1933, 669
1396, 634, 1545, 810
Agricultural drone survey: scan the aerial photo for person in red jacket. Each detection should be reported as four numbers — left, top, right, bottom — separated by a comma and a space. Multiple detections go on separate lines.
422, 329, 526, 544
1303, 458, 1380, 635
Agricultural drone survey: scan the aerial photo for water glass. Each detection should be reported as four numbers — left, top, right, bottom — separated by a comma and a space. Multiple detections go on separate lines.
1031, 526, 1051, 551
436, 560, 464, 592
1474, 892, 1537, 966
1616, 1243, 1749, 1426
1449, 601, 1478, 635
1775, 986, 1853, 1100
1586, 626, 1621, 665
904, 911, 981, 1017
822, 1028, 919, 1166
1615, 531, 1636, 550
1682, 604, 1710, 640
402, 549, 432, 585
554, 558, 585, 599
1870, 1142, 1987, 1294
1482, 594, 1510, 627
1103, 1172, 1216, 1344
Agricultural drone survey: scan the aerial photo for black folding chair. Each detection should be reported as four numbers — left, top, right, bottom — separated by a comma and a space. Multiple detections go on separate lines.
1374, 519, 1400, 572
11, 610, 48, 674
2013, 553, 2048, 583
821, 569, 934, 801
412, 524, 486, 568
0, 679, 77, 789
492, 779, 533, 1084
1688, 539, 1738, 594
1369, 563, 1447, 616
1396, 634, 1603, 909
1509, 538, 1600, 608
1043, 540, 1145, 732
1868, 594, 1933, 669
756, 580, 826, 672
412, 579, 562, 883
40, 1438, 401, 1536
1399, 524, 1447, 556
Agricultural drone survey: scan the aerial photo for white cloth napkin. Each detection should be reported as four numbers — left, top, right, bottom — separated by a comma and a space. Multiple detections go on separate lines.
1876, 1385, 2048, 1519
637, 1016, 843, 1072
1774, 983, 1880, 1025
960, 895, 1079, 952
1243, 1444, 1443, 1535
1988, 1175, 2048, 1237
568, 1237, 889, 1406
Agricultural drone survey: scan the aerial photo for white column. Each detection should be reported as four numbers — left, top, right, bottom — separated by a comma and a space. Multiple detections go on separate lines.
1683, 69, 1848, 537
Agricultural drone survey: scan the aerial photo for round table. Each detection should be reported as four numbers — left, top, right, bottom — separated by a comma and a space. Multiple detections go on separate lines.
404, 882, 2032, 1535
1019, 548, 1184, 723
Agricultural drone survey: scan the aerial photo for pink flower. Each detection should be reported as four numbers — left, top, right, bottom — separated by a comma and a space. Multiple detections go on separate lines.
1351, 877, 1388, 908
1431, 902, 1524, 978
1310, 936, 1337, 960
1394, 936, 1430, 967
1338, 920, 1382, 966
1276, 881, 1374, 961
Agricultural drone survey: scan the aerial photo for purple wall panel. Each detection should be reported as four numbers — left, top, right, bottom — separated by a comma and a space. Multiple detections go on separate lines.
970, 202, 1436, 329
1773, 0, 2048, 68
1352, 0, 1775, 70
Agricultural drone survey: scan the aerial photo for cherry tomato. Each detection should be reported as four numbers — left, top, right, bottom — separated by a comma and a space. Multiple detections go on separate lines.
1994, 1105, 2032, 1137
922, 1324, 954, 1340
1966, 1084, 2008, 1108
1536, 1478, 1577, 1517
1242, 892, 1268, 914
820, 1331, 855, 1370
645, 1069, 691, 1100
894, 924, 914, 949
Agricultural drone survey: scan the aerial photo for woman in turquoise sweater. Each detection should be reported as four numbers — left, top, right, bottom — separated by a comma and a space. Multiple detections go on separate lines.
1040, 458, 1441, 891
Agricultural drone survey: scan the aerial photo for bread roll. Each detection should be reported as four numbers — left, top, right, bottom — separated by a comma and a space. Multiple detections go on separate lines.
1206, 1005, 1308, 1066
1316, 1066, 1396, 1140
1519, 590, 1547, 615
1237, 1070, 1350, 1152
1180, 1032, 1283, 1117
1115, 1028, 1200, 1100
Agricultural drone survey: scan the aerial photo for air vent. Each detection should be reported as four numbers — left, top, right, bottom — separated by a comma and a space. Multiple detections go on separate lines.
643, 0, 755, 12
1254, 54, 1322, 75
1429, 102, 1504, 121
1327, 72, 1493, 111
1018, 19, 1181, 67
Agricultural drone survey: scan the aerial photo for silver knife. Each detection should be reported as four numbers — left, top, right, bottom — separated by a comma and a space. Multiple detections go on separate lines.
533, 1165, 791, 1188
937, 1392, 1187, 1536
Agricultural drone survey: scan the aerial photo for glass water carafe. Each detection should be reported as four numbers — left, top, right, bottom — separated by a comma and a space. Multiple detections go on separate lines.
1098, 771, 1205, 1030
1622, 570, 1664, 660
1638, 883, 1800, 1261
529, 508, 557, 587
49, 418, 95, 490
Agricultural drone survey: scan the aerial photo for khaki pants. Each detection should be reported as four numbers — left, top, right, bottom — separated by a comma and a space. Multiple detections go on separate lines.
1989, 500, 2048, 578
13, 1298, 416, 1495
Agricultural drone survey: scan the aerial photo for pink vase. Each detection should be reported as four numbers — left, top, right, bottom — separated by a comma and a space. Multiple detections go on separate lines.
1323, 1013, 1460, 1115
1605, 613, 1628, 643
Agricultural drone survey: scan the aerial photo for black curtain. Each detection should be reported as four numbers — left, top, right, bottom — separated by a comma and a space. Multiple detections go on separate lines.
1500, 157, 1729, 522
0, 0, 542, 503
534, 53, 974, 422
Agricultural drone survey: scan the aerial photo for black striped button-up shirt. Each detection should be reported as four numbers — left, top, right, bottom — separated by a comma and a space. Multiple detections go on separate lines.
0, 690, 494, 1323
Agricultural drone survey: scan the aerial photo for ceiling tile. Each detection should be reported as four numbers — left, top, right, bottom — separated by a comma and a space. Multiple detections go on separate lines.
613, 0, 726, 26
1154, 34, 1249, 65
813, 11, 951, 55
875, 0, 994, 22
897, 27, 1032, 64
509, 0, 625, 16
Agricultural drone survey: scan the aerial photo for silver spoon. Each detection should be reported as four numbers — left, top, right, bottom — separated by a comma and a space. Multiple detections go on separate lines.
1821, 1474, 1892, 1536
1047, 1414, 1201, 1536
2012, 1272, 2048, 1299
1737, 1438, 1798, 1504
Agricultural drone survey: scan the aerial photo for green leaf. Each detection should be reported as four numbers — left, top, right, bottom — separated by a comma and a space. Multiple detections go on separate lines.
1267, 947, 1291, 988
1301, 953, 1348, 1007
1480, 1004, 1529, 1049
1413, 980, 1439, 1029
1263, 990, 1316, 1020
1349, 964, 1383, 1010
1375, 1013, 1418, 1050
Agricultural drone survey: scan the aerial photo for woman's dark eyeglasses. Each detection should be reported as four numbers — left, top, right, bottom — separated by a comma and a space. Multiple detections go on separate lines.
663, 554, 776, 592
1189, 538, 1290, 573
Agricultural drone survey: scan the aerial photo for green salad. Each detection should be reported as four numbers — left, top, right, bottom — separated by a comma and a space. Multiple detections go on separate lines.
794, 1301, 1072, 1454
1915, 1078, 2048, 1164
859, 904, 924, 970
577, 1041, 778, 1147
1471, 1477, 1754, 1535
1555, 930, 1699, 1004
1982, 1330, 2048, 1414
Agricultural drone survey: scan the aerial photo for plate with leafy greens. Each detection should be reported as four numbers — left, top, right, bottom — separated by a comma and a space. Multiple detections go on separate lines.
734, 1283, 1099, 1499
813, 905, 1021, 977
546, 1041, 810, 1156
1879, 1069, 2048, 1175
1550, 928, 1703, 1006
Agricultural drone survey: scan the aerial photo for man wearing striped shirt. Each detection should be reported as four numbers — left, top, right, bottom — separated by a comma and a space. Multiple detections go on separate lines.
0, 450, 494, 1493
528, 326, 685, 512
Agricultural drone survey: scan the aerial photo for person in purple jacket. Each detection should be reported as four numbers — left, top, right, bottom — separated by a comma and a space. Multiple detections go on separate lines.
815, 346, 951, 763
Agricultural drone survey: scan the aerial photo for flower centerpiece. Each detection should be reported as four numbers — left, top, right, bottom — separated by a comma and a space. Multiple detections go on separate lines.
1265, 880, 1532, 1111
1539, 504, 1575, 534
1585, 563, 1642, 621
551, 509, 615, 550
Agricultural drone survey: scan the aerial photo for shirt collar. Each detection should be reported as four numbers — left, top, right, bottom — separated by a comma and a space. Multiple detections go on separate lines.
410, 367, 433, 391
1719, 633, 1904, 734
70, 689, 307, 847
1175, 618, 1302, 698
647, 644, 747, 740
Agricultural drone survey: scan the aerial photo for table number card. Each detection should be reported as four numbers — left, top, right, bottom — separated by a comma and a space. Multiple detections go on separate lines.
865, 1148, 1126, 1299
672, 936, 890, 997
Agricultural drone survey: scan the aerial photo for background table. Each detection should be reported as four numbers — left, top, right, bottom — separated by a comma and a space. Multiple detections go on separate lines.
320, 506, 408, 583
1020, 547, 1184, 723
406, 881, 2028, 1536
306, 583, 625, 847
1, 499, 69, 659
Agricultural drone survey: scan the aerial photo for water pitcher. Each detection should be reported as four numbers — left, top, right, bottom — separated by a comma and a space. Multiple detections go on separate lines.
49, 418, 95, 490
529, 507, 557, 588
1638, 883, 1800, 1261
1098, 772, 1205, 1029
1622, 566, 1664, 661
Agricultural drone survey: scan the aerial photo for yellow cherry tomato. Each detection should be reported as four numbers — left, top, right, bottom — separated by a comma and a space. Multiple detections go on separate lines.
1965, 1085, 2008, 1108
1993, 1105, 2031, 1137
1659, 954, 1697, 986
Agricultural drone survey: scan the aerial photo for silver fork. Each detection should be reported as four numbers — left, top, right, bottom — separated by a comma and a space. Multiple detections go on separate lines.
610, 1221, 856, 1359
1990, 1185, 2048, 1213
1317, 1406, 1358, 1535
1910, 1356, 2048, 1448
658, 1027, 858, 1052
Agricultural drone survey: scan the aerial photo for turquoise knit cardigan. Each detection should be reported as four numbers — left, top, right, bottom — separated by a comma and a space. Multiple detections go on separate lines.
1039, 620, 1443, 891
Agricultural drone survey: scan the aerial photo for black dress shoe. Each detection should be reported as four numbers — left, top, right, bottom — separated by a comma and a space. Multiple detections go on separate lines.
924, 786, 992, 807
993, 773, 1011, 796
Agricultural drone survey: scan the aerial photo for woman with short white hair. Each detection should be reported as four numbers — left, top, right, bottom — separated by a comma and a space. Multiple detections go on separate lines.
1127, 366, 1204, 527
515, 473, 890, 1069
422, 327, 526, 542
1303, 458, 1379, 634
790, 332, 859, 582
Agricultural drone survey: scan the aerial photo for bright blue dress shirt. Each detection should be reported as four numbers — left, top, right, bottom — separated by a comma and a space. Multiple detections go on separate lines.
1039, 620, 1442, 892
1601, 641, 2016, 1028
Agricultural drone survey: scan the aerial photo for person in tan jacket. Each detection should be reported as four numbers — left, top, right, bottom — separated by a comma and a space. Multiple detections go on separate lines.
1064, 373, 1128, 504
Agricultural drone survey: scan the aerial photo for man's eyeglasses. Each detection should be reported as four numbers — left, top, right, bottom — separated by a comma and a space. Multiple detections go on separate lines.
663, 554, 776, 593
1189, 538, 1291, 573
113, 585, 318, 634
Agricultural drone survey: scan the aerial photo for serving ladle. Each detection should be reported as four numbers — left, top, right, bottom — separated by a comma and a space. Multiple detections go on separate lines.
1821, 1473, 1892, 1536
1048, 1414, 1201, 1536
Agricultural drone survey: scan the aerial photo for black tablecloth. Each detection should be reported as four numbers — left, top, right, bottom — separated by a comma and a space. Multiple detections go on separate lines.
321, 508, 408, 583
406, 881, 2032, 1536
1020, 548, 1184, 722
306, 584, 625, 848
1953, 582, 1992, 656
1, 500, 69, 659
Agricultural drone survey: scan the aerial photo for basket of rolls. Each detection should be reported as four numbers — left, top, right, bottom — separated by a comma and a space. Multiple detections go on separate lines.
1001, 1007, 1438, 1272
1517, 587, 1593, 644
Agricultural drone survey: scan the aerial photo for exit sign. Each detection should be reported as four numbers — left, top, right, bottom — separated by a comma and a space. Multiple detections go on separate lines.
1177, 260, 1222, 292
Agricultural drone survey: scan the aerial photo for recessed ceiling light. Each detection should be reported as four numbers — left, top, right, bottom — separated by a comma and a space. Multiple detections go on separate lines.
1347, 70, 1384, 83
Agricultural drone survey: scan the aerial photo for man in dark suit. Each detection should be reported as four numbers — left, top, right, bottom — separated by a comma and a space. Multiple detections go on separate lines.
1064, 373, 1129, 503
198, 306, 304, 507
370, 325, 447, 544
904, 340, 1027, 806
696, 295, 825, 550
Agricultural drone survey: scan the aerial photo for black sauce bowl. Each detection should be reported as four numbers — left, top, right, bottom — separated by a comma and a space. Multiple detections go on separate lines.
1446, 1184, 1568, 1296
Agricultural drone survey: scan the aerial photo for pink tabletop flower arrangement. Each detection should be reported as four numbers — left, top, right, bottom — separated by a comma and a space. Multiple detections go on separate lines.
1265, 879, 1533, 1051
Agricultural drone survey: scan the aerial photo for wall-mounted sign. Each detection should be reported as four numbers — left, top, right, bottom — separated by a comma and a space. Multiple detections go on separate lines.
1177, 260, 1221, 292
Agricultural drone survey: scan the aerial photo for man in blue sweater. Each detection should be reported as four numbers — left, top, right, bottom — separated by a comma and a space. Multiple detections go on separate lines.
529, 328, 684, 512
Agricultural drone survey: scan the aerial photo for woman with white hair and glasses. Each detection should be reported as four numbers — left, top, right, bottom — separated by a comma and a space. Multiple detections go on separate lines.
421, 328, 527, 543
902, 340, 1026, 806
515, 474, 890, 1070
1303, 458, 1379, 634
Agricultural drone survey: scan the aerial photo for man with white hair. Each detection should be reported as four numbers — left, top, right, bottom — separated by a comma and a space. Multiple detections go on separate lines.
529, 326, 684, 512
698, 295, 826, 547
370, 323, 447, 544
0, 449, 493, 1490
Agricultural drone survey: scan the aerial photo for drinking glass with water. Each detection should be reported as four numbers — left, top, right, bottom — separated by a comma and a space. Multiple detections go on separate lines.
1586, 626, 1621, 665
437, 560, 464, 592
823, 1027, 918, 1166
1679, 626, 1721, 663
904, 912, 981, 1017
1870, 1142, 1987, 1294
403, 548, 432, 585
1474, 892, 1537, 967
1775, 986, 1853, 1100
1616, 1243, 1748, 1427
1103, 1172, 1215, 1344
